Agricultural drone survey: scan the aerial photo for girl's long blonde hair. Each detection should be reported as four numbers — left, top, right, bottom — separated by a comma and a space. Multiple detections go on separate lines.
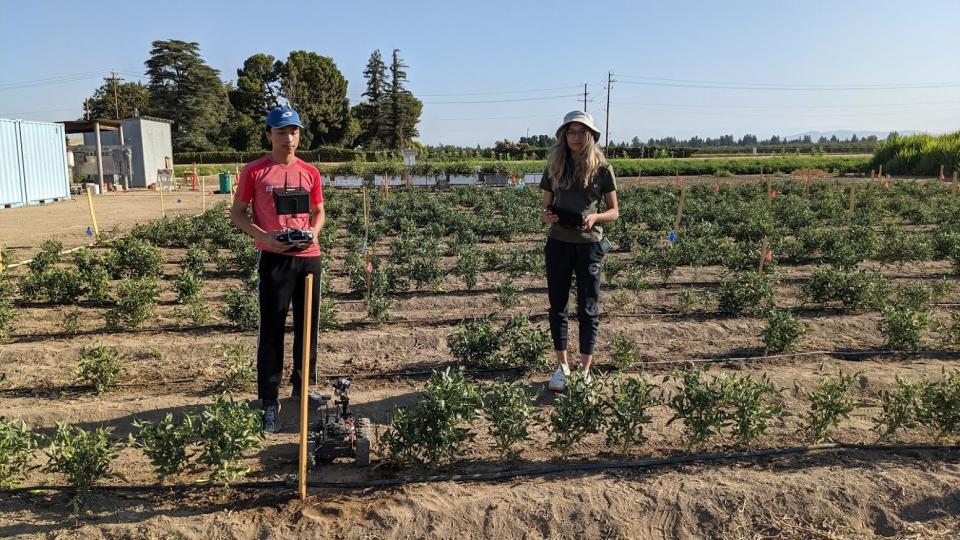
547, 124, 607, 191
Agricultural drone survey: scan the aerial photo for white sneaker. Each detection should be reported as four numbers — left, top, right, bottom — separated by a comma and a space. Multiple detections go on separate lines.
548, 365, 571, 392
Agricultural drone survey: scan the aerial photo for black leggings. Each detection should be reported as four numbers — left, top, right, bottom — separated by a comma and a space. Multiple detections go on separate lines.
544, 237, 604, 355
256, 250, 322, 401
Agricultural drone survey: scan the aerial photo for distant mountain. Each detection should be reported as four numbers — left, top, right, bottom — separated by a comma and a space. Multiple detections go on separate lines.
787, 130, 924, 141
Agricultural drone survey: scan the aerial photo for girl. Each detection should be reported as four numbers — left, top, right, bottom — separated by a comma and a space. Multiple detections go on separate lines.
539, 111, 619, 392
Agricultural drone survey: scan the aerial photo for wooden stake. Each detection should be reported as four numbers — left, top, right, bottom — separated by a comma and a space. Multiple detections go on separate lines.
159, 177, 166, 218
672, 187, 687, 236
298, 273, 315, 501
86, 185, 100, 237
940, 165, 945, 182
758, 238, 770, 274
201, 175, 206, 212
953, 171, 958, 196
847, 185, 857, 223
362, 187, 371, 299
878, 164, 883, 178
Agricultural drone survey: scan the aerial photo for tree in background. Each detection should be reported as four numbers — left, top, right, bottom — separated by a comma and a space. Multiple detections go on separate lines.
83, 77, 150, 120
145, 40, 230, 151
352, 49, 389, 149
227, 54, 283, 151
281, 50, 351, 149
380, 49, 422, 149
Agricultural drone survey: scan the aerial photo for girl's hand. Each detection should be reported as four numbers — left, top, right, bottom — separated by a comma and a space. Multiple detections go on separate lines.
542, 208, 559, 223
581, 214, 598, 230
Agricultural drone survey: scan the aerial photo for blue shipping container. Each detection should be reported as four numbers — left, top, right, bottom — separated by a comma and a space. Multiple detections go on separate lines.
0, 118, 70, 208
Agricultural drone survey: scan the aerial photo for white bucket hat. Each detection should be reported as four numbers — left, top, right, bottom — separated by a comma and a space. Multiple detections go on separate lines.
556, 110, 601, 141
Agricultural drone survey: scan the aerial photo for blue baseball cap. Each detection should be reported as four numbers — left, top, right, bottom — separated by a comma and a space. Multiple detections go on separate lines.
265, 106, 304, 129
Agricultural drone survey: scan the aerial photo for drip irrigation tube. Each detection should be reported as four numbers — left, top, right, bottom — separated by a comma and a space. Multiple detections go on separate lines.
3, 443, 957, 495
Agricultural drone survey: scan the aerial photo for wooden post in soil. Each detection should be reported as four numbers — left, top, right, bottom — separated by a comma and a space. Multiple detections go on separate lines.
953, 171, 958, 196
670, 186, 687, 244
940, 165, 945, 183
362, 187, 371, 299
159, 177, 166, 218
201, 175, 206, 212
758, 237, 770, 274
847, 185, 858, 223
298, 273, 315, 501
86, 185, 100, 238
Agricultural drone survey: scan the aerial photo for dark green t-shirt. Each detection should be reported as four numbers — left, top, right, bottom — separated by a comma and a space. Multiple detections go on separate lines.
539, 163, 617, 243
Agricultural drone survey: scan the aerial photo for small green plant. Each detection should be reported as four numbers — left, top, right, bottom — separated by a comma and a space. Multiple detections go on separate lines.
724, 372, 783, 448
449, 317, 500, 367
131, 413, 196, 484
183, 243, 208, 275
717, 271, 773, 316
0, 274, 17, 342
316, 298, 340, 331
60, 307, 83, 334
941, 312, 960, 351
501, 315, 551, 372
195, 394, 264, 483
609, 332, 640, 372
549, 371, 606, 456
879, 305, 933, 350
609, 289, 632, 312
106, 236, 164, 278
483, 380, 539, 458
603, 257, 624, 285
175, 270, 204, 304
174, 298, 212, 327
677, 288, 701, 314
604, 375, 658, 453
799, 371, 857, 444
453, 246, 482, 290
916, 370, 960, 441
223, 286, 259, 330
495, 280, 522, 310
665, 365, 729, 450
381, 367, 483, 466
76, 344, 123, 394
220, 342, 255, 392
761, 308, 807, 353
105, 277, 160, 330
366, 267, 394, 323
44, 423, 121, 512
873, 377, 921, 441
0, 418, 40, 488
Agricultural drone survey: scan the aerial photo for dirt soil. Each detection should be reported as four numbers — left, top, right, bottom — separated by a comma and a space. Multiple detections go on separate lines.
2, 185, 960, 539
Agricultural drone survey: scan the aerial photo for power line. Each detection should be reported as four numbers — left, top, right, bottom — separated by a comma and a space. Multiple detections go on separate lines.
615, 76, 960, 91
610, 99, 960, 110
0, 71, 115, 91
423, 93, 583, 105
610, 102, 960, 118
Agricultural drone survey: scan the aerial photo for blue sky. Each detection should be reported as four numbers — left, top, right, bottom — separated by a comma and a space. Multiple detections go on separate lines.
2, 0, 958, 146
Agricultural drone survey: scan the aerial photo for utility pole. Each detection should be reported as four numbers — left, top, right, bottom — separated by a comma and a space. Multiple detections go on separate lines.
84, 99, 91, 121
604, 71, 614, 151
111, 72, 123, 119
581, 83, 588, 112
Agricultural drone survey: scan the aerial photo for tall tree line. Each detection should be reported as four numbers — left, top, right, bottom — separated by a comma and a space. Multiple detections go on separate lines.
82, 40, 422, 153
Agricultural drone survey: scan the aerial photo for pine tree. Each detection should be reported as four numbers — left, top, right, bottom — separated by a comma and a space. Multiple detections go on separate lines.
144, 39, 230, 151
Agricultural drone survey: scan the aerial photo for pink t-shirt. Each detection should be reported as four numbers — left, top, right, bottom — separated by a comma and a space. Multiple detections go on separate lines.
236, 156, 324, 257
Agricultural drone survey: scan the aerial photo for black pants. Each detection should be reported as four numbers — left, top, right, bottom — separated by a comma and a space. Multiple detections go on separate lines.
544, 237, 604, 355
256, 250, 322, 401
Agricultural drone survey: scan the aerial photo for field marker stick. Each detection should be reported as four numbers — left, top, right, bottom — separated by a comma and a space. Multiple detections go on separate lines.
672, 187, 687, 237
159, 178, 166, 218
878, 164, 883, 178
953, 171, 958, 196
298, 273, 314, 501
758, 237, 770, 274
940, 165, 945, 182
362, 187, 371, 299
86, 185, 100, 237
847, 185, 857, 223
201, 175, 206, 212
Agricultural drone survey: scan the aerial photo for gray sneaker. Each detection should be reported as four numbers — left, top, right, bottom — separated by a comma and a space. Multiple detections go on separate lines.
262, 400, 281, 433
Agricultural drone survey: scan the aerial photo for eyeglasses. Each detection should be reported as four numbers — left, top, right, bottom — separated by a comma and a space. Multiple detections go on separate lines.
566, 128, 589, 138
